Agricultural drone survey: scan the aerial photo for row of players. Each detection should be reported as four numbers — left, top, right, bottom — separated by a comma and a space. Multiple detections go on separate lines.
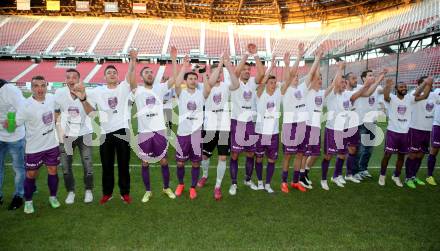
0, 44, 438, 214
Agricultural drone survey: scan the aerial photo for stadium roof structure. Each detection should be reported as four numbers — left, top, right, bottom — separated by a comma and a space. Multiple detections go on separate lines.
0, 0, 419, 26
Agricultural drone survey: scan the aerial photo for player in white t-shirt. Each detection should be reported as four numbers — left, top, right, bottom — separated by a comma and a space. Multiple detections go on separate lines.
196, 53, 240, 200
379, 78, 432, 187
321, 62, 376, 189
255, 57, 284, 193
135, 46, 178, 203
73, 49, 139, 205
13, 76, 61, 214
54, 69, 94, 205
0, 79, 25, 210
162, 75, 175, 136
173, 55, 205, 200
404, 76, 437, 188
229, 43, 265, 195
427, 82, 440, 186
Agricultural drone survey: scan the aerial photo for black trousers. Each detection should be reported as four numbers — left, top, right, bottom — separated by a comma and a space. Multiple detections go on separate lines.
99, 128, 131, 196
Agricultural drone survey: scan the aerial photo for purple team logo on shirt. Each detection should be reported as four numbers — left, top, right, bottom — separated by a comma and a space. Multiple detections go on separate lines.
145, 96, 156, 107
368, 96, 376, 105
294, 90, 302, 99
426, 102, 434, 112
266, 101, 275, 112
42, 111, 53, 125
315, 96, 323, 106
243, 90, 252, 101
68, 107, 80, 117
213, 93, 222, 105
187, 101, 197, 111
343, 100, 350, 110
397, 105, 407, 115
108, 97, 118, 109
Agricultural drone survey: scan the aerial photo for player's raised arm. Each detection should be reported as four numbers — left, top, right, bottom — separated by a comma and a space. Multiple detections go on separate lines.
414, 76, 433, 101
71, 81, 95, 115
257, 56, 275, 98
290, 42, 305, 85
234, 53, 249, 77
281, 52, 291, 95
250, 44, 265, 84
204, 56, 224, 98
225, 53, 240, 91
364, 68, 387, 97
167, 46, 178, 89
333, 61, 345, 94
126, 48, 138, 90
175, 55, 190, 97
307, 48, 323, 89
383, 78, 394, 103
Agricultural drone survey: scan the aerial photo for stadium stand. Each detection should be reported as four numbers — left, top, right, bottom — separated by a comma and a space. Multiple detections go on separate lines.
130, 21, 168, 55
51, 21, 103, 54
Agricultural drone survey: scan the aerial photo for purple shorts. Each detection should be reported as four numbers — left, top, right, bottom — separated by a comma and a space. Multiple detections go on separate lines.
256, 134, 279, 160
230, 119, 257, 153
344, 127, 360, 147
282, 122, 307, 154
305, 125, 321, 156
385, 130, 409, 154
176, 130, 202, 162
431, 125, 440, 148
138, 130, 168, 161
409, 128, 430, 154
25, 146, 60, 170
324, 128, 346, 155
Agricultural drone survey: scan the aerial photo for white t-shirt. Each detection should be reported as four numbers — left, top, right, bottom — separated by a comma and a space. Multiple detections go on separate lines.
204, 81, 231, 131
0, 84, 25, 142
177, 89, 204, 136
87, 81, 131, 134
134, 84, 169, 133
16, 95, 59, 153
409, 89, 437, 131
163, 87, 175, 110
432, 89, 440, 126
282, 83, 308, 124
231, 77, 257, 122
386, 94, 416, 133
54, 87, 93, 137
354, 85, 383, 124
325, 90, 357, 131
256, 88, 282, 135
305, 89, 325, 128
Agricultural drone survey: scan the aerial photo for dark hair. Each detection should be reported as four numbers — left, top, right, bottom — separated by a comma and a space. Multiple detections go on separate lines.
267, 75, 276, 81
0, 79, 7, 88
211, 63, 220, 70
31, 75, 45, 82
66, 68, 80, 78
361, 70, 372, 83
344, 72, 354, 79
104, 65, 118, 75
184, 72, 198, 80
417, 76, 428, 85
244, 62, 252, 67
140, 66, 151, 76
395, 81, 406, 88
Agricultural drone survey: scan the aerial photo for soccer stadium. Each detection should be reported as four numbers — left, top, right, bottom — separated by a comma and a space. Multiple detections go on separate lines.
0, 0, 439, 250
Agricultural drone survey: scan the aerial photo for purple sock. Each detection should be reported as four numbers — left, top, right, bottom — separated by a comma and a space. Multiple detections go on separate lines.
161, 164, 170, 189
380, 165, 387, 176
177, 166, 185, 184
47, 174, 58, 197
346, 154, 355, 176
230, 158, 238, 184
266, 162, 275, 184
293, 170, 300, 183
255, 161, 263, 181
394, 168, 401, 178
24, 177, 35, 201
191, 166, 200, 188
405, 158, 414, 179
282, 170, 288, 183
427, 154, 436, 176
305, 168, 310, 176
414, 158, 422, 177
333, 158, 344, 178
245, 157, 254, 181
141, 164, 151, 191
321, 159, 330, 180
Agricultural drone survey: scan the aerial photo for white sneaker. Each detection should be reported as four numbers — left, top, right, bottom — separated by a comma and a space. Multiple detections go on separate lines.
264, 184, 274, 193
321, 180, 329, 191
84, 190, 93, 203
362, 170, 373, 178
141, 191, 152, 203
338, 175, 346, 184
345, 175, 361, 183
378, 175, 386, 186
244, 180, 258, 190
229, 184, 237, 195
256, 180, 264, 190
353, 173, 363, 181
65, 192, 75, 204
391, 176, 403, 187
331, 177, 344, 187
